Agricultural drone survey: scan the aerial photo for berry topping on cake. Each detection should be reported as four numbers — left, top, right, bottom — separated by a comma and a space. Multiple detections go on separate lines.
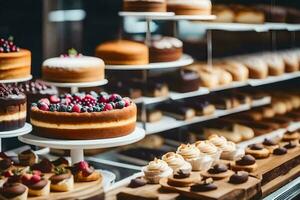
60, 48, 82, 58
0, 36, 20, 53
72, 161, 94, 177
21, 173, 42, 185
32, 92, 133, 113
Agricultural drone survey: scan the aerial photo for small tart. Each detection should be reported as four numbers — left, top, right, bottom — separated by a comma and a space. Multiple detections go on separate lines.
201, 164, 234, 180
231, 155, 257, 172
282, 131, 300, 141
245, 144, 270, 159
167, 171, 201, 187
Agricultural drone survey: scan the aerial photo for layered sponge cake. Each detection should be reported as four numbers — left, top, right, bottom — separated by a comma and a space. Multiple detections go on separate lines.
30, 92, 137, 140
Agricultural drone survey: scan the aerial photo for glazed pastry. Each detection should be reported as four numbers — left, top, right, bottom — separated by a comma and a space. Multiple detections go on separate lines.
50, 167, 74, 192
234, 7, 265, 24
162, 152, 192, 174
245, 144, 270, 159
0, 183, 28, 200
0, 37, 31, 80
231, 155, 257, 172
214, 67, 233, 85
18, 150, 38, 167
42, 49, 105, 83
176, 144, 213, 171
31, 158, 54, 173
52, 157, 70, 167
187, 101, 215, 116
149, 36, 182, 63
128, 177, 147, 188
282, 130, 300, 142
201, 164, 234, 180
159, 102, 195, 120
262, 54, 285, 76
95, 40, 149, 65
188, 64, 219, 88
142, 158, 173, 184
212, 5, 235, 23
123, 0, 167, 12
195, 141, 221, 163
167, 69, 200, 93
71, 161, 101, 182
167, 169, 200, 187
262, 138, 279, 153
21, 171, 50, 197
229, 171, 249, 184
144, 81, 169, 97
190, 178, 217, 192
167, 0, 212, 15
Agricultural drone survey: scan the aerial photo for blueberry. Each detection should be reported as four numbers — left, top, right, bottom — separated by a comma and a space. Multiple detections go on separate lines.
59, 105, 68, 112
49, 104, 57, 112
67, 106, 73, 112
109, 102, 115, 108
115, 101, 125, 109
87, 107, 93, 112
31, 103, 38, 107
81, 107, 88, 112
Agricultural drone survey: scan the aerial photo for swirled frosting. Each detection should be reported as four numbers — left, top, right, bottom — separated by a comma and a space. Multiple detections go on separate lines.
162, 152, 192, 172
222, 141, 236, 152
195, 141, 218, 155
146, 158, 170, 172
176, 144, 200, 160
208, 135, 227, 150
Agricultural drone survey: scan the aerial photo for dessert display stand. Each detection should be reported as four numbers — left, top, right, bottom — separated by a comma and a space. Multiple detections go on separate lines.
0, 75, 33, 84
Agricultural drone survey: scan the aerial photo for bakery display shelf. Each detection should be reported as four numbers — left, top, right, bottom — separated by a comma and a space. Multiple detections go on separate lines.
18, 127, 145, 164
251, 96, 272, 108
215, 104, 251, 117
248, 71, 300, 86
0, 123, 32, 151
169, 87, 210, 100
105, 54, 193, 70
134, 95, 169, 105
118, 11, 174, 18
0, 75, 32, 83
149, 14, 216, 21
209, 81, 248, 92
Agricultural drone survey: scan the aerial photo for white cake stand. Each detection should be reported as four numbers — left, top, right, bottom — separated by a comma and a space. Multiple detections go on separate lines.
0, 123, 32, 151
149, 15, 216, 21
40, 79, 108, 93
0, 75, 32, 84
18, 127, 145, 164
119, 11, 174, 18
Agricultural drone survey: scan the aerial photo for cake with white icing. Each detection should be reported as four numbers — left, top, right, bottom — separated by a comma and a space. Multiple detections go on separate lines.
42, 49, 105, 83
167, 0, 212, 15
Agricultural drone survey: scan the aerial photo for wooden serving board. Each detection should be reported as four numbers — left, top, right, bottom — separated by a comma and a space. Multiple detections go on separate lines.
28, 178, 103, 200
160, 174, 261, 200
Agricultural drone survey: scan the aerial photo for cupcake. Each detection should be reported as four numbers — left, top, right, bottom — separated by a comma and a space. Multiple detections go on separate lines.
162, 152, 192, 174
195, 141, 221, 163
208, 134, 228, 150
221, 141, 245, 161
176, 144, 213, 171
142, 158, 173, 184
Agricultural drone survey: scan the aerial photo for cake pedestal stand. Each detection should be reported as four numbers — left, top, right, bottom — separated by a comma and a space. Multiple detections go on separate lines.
0, 123, 32, 151
18, 127, 145, 164
0, 75, 32, 84
40, 79, 108, 93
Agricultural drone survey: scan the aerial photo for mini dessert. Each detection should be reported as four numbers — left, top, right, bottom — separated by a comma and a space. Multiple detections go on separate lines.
176, 144, 213, 171
159, 103, 195, 120
167, 69, 200, 93
211, 98, 232, 110
221, 141, 245, 161
149, 36, 182, 63
201, 164, 234, 180
0, 183, 28, 200
142, 158, 173, 184
21, 171, 50, 197
245, 144, 270, 159
42, 49, 105, 83
140, 109, 162, 123
263, 54, 285, 76
229, 171, 249, 184
32, 158, 54, 173
282, 130, 300, 142
0, 85, 26, 131
95, 40, 149, 65
52, 157, 70, 167
212, 5, 235, 23
238, 57, 268, 79
284, 141, 297, 149
0, 158, 13, 171
195, 141, 221, 163
161, 152, 192, 173
256, 4, 287, 23
167, 169, 200, 187
197, 65, 220, 88
190, 178, 217, 192
0, 37, 31, 80
18, 149, 38, 167
187, 101, 215, 116
167, 0, 212, 15
71, 161, 101, 182
30, 92, 137, 140
144, 81, 169, 97
273, 147, 287, 155
123, 0, 167, 12
50, 167, 74, 192
214, 67, 233, 86
234, 7, 265, 24
280, 52, 299, 72
232, 155, 257, 172
128, 177, 147, 188
262, 138, 279, 153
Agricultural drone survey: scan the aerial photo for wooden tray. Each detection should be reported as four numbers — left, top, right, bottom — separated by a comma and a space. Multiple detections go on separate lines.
160, 173, 261, 200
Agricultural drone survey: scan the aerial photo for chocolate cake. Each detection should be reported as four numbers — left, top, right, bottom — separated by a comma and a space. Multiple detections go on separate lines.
166, 69, 200, 93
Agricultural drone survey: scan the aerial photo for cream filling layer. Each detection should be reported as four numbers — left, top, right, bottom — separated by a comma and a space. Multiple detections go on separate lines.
31, 116, 136, 129
0, 111, 26, 122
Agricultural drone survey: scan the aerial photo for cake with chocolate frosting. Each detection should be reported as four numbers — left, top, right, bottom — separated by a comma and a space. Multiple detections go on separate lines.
0, 84, 26, 131
123, 0, 167, 12
30, 92, 137, 139
0, 37, 31, 80
42, 49, 105, 83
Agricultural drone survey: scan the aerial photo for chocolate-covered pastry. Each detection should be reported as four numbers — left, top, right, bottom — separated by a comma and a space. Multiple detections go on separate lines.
229, 171, 249, 184
128, 177, 147, 188
18, 149, 38, 166
144, 81, 169, 97
159, 102, 195, 120
0, 158, 13, 171
50, 167, 74, 192
263, 138, 277, 146
0, 183, 27, 199
52, 157, 69, 167
236, 155, 256, 166
207, 164, 228, 174
232, 155, 257, 172
249, 144, 264, 150
246, 142, 271, 159
284, 142, 297, 149
173, 169, 190, 179
72, 161, 100, 182
190, 178, 217, 192
107, 81, 142, 99
32, 158, 54, 173
167, 69, 200, 93
187, 101, 215, 116
273, 147, 287, 155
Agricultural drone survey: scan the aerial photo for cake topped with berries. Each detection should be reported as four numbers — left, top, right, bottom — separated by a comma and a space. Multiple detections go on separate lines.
0, 84, 27, 131
30, 92, 137, 139
42, 48, 105, 83
0, 36, 31, 80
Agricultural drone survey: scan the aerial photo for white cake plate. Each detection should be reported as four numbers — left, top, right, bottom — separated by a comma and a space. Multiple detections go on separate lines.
18, 127, 145, 164
105, 54, 193, 70
40, 79, 108, 93
0, 123, 32, 151
119, 11, 174, 18
0, 75, 32, 84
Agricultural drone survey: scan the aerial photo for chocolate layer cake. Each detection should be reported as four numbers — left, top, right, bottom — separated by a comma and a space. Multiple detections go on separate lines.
166, 69, 200, 93
123, 0, 167, 12
30, 92, 137, 140
0, 84, 26, 131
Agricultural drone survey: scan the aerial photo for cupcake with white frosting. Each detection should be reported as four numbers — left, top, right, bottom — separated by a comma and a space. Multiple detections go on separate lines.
208, 134, 228, 150
143, 158, 173, 184
176, 144, 213, 171
162, 152, 192, 174
195, 141, 221, 163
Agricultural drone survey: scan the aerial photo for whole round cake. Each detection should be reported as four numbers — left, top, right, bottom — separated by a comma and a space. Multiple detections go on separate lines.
167, 0, 212, 15
95, 40, 149, 65
42, 49, 105, 83
0, 84, 26, 131
0, 37, 31, 80
123, 0, 167, 12
30, 92, 137, 140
